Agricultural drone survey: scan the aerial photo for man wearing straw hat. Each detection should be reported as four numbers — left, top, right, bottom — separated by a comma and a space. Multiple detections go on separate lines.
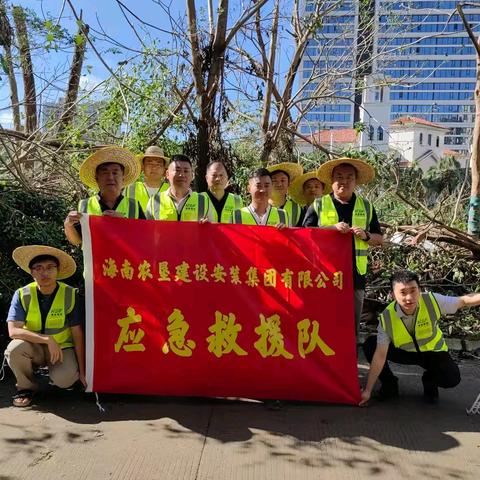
5, 246, 84, 407
303, 158, 383, 334
146, 154, 213, 221
64, 146, 143, 246
200, 161, 243, 223
124, 145, 170, 212
267, 162, 304, 227
288, 171, 331, 225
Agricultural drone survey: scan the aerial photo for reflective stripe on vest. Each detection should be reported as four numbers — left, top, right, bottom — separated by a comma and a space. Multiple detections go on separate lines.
283, 199, 301, 227
201, 192, 244, 223
146, 191, 207, 221
19, 282, 76, 349
231, 207, 286, 226
78, 195, 139, 219
313, 194, 372, 275
124, 181, 168, 212
379, 292, 447, 353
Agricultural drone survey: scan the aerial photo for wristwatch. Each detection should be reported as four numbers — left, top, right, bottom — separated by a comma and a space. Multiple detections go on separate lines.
364, 231, 371, 242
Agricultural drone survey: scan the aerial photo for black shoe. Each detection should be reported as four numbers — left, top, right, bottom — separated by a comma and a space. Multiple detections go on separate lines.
264, 399, 284, 410
423, 385, 439, 404
376, 377, 399, 401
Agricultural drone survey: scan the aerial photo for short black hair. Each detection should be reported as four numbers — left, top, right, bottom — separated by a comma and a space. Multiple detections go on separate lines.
96, 162, 125, 174
206, 161, 228, 173
270, 169, 290, 181
390, 270, 420, 290
249, 168, 271, 180
29, 254, 60, 269
170, 154, 192, 167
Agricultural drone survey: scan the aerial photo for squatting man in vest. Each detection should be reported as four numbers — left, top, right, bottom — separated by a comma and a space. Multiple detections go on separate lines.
146, 154, 213, 221
64, 146, 143, 246
5, 246, 85, 408
360, 270, 480, 405
231, 168, 287, 227
124, 145, 170, 212
267, 162, 303, 226
303, 158, 383, 334
200, 161, 243, 223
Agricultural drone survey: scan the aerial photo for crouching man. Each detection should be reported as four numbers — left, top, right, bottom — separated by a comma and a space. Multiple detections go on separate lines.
5, 245, 85, 407
360, 270, 480, 405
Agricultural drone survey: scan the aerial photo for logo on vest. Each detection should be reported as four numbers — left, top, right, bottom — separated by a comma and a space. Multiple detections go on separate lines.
49, 308, 64, 318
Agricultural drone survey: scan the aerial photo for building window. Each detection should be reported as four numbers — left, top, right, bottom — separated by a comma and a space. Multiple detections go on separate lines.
428, 134, 432, 146
377, 126, 384, 141
368, 125, 374, 141
419, 133, 423, 145
436, 136, 440, 147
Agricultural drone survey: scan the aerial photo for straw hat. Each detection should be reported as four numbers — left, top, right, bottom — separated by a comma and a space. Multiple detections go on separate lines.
288, 171, 332, 206
266, 162, 303, 182
139, 145, 170, 166
317, 157, 375, 186
13, 245, 76, 280
79, 146, 141, 189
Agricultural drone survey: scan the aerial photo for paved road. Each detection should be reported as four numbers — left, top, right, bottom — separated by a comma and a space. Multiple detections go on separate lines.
0, 356, 478, 479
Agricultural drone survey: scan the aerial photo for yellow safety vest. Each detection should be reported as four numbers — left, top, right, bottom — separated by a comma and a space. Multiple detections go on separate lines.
312, 194, 372, 275
78, 195, 140, 219
146, 191, 208, 221
19, 282, 76, 349
231, 206, 287, 226
124, 181, 168, 212
282, 198, 301, 227
200, 192, 243, 223
379, 292, 448, 352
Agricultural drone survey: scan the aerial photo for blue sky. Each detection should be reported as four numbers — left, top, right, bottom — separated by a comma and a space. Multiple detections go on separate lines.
0, 0, 292, 129
0, 0, 187, 126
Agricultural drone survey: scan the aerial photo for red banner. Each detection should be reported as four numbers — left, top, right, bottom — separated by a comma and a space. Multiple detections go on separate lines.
82, 216, 360, 404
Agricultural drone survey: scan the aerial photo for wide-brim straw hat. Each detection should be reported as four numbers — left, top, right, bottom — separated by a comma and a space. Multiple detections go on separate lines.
266, 162, 303, 182
288, 171, 332, 205
138, 145, 170, 166
79, 146, 141, 189
317, 157, 375, 186
13, 245, 76, 280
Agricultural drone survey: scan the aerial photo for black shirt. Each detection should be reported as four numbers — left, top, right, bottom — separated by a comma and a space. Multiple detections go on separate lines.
303, 193, 382, 289
36, 285, 84, 333
206, 191, 229, 221
75, 194, 145, 236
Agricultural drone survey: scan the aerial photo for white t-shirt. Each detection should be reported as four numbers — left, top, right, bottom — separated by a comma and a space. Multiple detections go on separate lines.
376, 293, 460, 345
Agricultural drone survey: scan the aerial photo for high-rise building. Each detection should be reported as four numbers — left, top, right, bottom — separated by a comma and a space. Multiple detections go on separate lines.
300, 1, 480, 154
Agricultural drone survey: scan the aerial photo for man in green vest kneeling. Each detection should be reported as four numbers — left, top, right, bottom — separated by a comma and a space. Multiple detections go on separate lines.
64, 146, 143, 246
231, 168, 287, 226
5, 246, 85, 407
360, 270, 480, 405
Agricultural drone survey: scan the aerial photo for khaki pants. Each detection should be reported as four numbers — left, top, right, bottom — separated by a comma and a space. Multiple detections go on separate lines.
4, 339, 79, 391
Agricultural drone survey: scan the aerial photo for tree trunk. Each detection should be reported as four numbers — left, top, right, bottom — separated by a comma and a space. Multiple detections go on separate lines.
0, 1, 21, 131
12, 6, 37, 133
58, 23, 89, 132
468, 52, 480, 236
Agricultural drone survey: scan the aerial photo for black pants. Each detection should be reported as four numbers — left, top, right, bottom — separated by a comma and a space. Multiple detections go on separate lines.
363, 335, 461, 390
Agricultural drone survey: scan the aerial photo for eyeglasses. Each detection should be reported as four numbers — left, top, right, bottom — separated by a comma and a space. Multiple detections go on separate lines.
31, 265, 58, 273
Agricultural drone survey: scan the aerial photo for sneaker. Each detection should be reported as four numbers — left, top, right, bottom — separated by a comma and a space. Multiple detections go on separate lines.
376, 377, 399, 401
